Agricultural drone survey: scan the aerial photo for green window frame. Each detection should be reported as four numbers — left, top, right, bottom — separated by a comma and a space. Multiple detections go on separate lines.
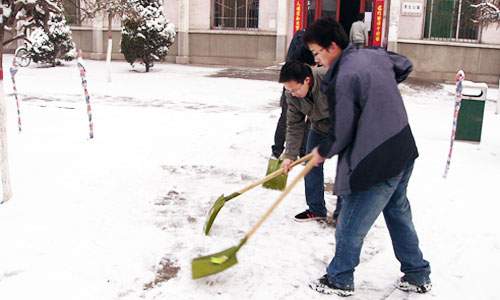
424, 0, 482, 42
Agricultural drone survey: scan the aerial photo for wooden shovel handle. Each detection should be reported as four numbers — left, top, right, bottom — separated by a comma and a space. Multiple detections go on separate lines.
245, 158, 316, 240
237, 153, 313, 194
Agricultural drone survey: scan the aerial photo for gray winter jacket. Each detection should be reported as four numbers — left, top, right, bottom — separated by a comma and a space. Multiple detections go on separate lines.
318, 44, 417, 195
284, 66, 330, 160
349, 21, 368, 45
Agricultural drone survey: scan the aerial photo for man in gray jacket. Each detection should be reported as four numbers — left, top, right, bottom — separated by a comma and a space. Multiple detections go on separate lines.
279, 61, 341, 222
303, 16, 431, 297
349, 13, 368, 49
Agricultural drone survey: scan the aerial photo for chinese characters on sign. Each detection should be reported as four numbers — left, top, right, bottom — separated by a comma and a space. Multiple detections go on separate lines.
401, 2, 423, 16
294, 0, 303, 35
372, 0, 384, 47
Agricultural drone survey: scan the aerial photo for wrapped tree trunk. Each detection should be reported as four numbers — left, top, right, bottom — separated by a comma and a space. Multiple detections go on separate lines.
0, 30, 12, 203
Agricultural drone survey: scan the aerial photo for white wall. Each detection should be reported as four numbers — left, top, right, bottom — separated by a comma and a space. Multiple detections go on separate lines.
164, 0, 180, 29
481, 25, 500, 45
189, 0, 210, 29
258, 0, 279, 32
398, 0, 425, 39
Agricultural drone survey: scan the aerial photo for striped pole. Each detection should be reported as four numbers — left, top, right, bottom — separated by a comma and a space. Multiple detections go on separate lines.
443, 70, 465, 178
77, 50, 94, 139
9, 58, 22, 132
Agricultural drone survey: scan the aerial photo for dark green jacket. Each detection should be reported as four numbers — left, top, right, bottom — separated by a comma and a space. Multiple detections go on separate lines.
284, 66, 330, 160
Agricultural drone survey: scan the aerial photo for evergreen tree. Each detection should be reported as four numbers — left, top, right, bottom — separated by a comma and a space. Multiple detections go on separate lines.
28, 11, 77, 67
121, 0, 176, 72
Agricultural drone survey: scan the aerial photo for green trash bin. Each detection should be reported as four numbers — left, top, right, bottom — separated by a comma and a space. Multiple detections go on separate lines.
456, 81, 488, 142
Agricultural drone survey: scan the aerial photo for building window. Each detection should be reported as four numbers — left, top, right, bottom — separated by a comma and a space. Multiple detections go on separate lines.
424, 0, 481, 42
213, 0, 259, 30
62, 0, 82, 25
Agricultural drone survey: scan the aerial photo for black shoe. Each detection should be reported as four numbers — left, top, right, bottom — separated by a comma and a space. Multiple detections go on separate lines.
309, 274, 354, 297
294, 210, 326, 222
396, 277, 432, 293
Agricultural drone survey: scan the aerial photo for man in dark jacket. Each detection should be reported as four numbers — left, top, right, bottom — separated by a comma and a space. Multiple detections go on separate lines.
303, 16, 431, 297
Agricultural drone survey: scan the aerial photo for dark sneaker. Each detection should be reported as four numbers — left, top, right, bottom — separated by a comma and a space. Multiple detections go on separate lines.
396, 277, 432, 293
309, 274, 354, 297
294, 210, 326, 222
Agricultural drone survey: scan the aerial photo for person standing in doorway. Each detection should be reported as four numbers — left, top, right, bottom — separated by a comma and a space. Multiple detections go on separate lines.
349, 13, 368, 49
303, 16, 431, 297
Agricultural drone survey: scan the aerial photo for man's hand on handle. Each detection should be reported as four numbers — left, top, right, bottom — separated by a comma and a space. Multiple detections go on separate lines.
311, 147, 326, 167
281, 158, 294, 174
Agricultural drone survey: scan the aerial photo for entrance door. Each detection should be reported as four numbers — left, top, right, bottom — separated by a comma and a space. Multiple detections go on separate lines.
339, 0, 360, 35
303, 0, 382, 47
305, 0, 360, 34
364, 0, 374, 46
306, 0, 338, 27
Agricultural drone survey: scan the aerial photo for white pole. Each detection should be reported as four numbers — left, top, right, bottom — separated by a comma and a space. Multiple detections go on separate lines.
0, 69, 13, 203
274, 0, 288, 63
387, 0, 401, 52
106, 35, 112, 83
497, 77, 500, 115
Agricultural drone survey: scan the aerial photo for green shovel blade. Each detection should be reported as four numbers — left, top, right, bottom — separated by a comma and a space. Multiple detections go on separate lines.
191, 246, 239, 279
204, 192, 240, 235
262, 156, 288, 191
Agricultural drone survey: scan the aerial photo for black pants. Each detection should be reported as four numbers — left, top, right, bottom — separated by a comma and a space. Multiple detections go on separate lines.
271, 90, 310, 158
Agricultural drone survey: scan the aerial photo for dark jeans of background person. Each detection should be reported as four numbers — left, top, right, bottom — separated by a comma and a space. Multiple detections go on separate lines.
304, 130, 328, 217
353, 42, 364, 49
333, 195, 343, 221
326, 161, 431, 289
272, 89, 310, 158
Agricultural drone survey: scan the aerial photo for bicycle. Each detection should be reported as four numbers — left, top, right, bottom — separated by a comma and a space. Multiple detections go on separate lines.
14, 43, 32, 67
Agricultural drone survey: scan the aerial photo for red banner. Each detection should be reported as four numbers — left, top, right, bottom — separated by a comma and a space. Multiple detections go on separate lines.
372, 0, 384, 47
293, 0, 303, 35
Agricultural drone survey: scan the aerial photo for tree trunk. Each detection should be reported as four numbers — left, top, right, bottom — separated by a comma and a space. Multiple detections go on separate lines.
0, 28, 13, 203
0, 29, 3, 70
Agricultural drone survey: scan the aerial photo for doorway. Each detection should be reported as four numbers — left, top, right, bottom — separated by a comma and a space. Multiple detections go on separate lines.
339, 0, 360, 35
305, 0, 361, 34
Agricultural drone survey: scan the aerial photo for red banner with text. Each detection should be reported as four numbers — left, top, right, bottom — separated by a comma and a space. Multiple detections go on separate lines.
372, 0, 384, 47
293, 0, 304, 35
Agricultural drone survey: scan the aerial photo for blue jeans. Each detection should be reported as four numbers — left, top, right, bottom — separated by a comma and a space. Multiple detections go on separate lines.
305, 130, 327, 217
333, 195, 343, 220
326, 161, 430, 289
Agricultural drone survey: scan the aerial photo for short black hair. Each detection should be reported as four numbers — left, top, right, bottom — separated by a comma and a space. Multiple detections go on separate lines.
278, 61, 312, 84
357, 13, 365, 21
303, 16, 349, 50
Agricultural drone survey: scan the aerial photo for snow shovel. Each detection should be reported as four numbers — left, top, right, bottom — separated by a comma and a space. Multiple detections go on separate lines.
262, 155, 288, 191
192, 158, 316, 279
203, 153, 312, 235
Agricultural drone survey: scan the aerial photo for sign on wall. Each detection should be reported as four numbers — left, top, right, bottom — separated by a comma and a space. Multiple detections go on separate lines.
372, 0, 384, 47
402, 2, 423, 16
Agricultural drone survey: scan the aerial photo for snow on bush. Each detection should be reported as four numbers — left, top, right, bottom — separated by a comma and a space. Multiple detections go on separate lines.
121, 0, 176, 72
28, 11, 76, 66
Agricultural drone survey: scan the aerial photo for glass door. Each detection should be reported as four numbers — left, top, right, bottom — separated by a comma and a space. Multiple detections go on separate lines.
306, 0, 338, 28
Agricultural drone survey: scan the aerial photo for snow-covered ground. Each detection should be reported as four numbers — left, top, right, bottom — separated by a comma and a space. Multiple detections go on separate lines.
0, 54, 498, 300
